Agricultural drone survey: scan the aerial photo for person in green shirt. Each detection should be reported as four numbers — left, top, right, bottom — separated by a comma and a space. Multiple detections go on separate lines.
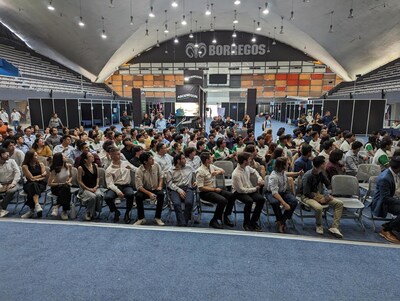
372, 137, 392, 170
214, 138, 235, 161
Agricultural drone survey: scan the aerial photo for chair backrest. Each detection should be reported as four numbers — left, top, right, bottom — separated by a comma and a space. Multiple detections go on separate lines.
263, 175, 270, 194
332, 175, 359, 196
130, 169, 136, 189
45, 166, 50, 182
367, 176, 378, 197
215, 174, 226, 189
97, 167, 106, 188
357, 164, 381, 182
70, 166, 79, 187
213, 160, 234, 177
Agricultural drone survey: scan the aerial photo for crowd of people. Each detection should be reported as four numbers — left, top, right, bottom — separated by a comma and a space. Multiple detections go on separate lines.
0, 108, 399, 244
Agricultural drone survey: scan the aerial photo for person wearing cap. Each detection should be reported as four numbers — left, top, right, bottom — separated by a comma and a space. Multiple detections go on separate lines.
129, 145, 143, 168
372, 156, 400, 244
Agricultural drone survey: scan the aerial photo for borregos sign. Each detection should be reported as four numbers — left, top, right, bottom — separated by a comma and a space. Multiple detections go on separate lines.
185, 42, 266, 58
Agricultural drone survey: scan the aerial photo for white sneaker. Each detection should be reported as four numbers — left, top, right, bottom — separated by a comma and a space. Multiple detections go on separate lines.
0, 209, 9, 218
316, 225, 324, 235
154, 218, 165, 226
134, 218, 146, 225
328, 227, 343, 239
34, 204, 43, 217
21, 210, 34, 219
61, 211, 68, 220
51, 206, 59, 217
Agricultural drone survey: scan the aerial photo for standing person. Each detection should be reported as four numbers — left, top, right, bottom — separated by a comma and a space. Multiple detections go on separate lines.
48, 153, 73, 220
263, 115, 273, 132
327, 116, 339, 137
10, 109, 21, 131
242, 114, 252, 129
266, 157, 301, 233
299, 156, 344, 238
0, 108, 9, 124
297, 113, 307, 134
134, 152, 165, 226
120, 111, 132, 128
104, 148, 137, 223
196, 152, 235, 229
21, 151, 46, 218
155, 113, 167, 132
0, 147, 21, 217
310, 113, 323, 134
141, 113, 152, 127
48, 113, 64, 129
322, 111, 332, 128
232, 152, 265, 231
371, 156, 400, 243
166, 153, 196, 226
77, 152, 102, 221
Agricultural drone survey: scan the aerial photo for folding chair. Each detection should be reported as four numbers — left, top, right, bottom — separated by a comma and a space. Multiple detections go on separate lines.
331, 175, 365, 230
213, 160, 234, 188
356, 164, 381, 183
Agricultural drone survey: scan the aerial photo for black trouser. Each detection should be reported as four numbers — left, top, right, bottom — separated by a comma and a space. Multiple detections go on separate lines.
382, 202, 400, 232
135, 189, 164, 219
104, 185, 135, 213
23, 181, 46, 209
266, 191, 298, 223
199, 190, 235, 221
51, 185, 71, 211
234, 191, 265, 226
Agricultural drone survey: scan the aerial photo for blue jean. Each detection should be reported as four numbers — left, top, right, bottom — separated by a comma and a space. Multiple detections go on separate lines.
266, 191, 298, 223
170, 187, 195, 226
12, 120, 19, 131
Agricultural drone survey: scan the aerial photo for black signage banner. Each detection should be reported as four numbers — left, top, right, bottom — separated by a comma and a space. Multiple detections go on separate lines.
176, 84, 199, 102
131, 30, 313, 64
184, 70, 204, 86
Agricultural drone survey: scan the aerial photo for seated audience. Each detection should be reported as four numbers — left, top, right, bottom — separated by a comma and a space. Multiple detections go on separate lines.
0, 147, 21, 217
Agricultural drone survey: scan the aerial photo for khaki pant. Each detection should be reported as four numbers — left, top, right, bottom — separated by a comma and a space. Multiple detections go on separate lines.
302, 196, 344, 228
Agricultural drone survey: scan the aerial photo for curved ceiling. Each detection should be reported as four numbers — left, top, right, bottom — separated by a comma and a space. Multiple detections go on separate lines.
0, 0, 399, 83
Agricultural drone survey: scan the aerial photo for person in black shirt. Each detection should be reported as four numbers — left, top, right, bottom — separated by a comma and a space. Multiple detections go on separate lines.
141, 113, 152, 127
224, 116, 235, 129
206, 134, 216, 151
130, 146, 143, 168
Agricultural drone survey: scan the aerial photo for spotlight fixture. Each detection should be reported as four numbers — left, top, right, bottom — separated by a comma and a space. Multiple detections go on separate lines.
329, 10, 334, 33
303, 0, 310, 3
232, 42, 236, 47
212, 16, 217, 43
181, 15, 187, 25
348, 0, 354, 18
290, 0, 294, 21
174, 37, 179, 43
145, 20, 149, 36
174, 22, 179, 43
156, 29, 160, 47
194, 42, 199, 48
251, 35, 256, 43
251, 20, 257, 42
172, 0, 178, 8
205, 4, 211, 16
164, 10, 169, 33
233, 10, 238, 24
149, 6, 155, 18
263, 2, 269, 14
78, 0, 84, 26
256, 22, 261, 31
256, 7, 262, 31
189, 11, 194, 38
272, 27, 277, 45
234, 0, 241, 5
129, 0, 134, 25
101, 16, 107, 39
280, 17, 284, 34
194, 20, 199, 47
47, 0, 55, 11
78, 17, 85, 27
232, 26, 237, 38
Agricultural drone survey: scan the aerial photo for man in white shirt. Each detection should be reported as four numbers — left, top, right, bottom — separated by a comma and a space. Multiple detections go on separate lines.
53, 135, 75, 159
184, 147, 201, 170
318, 140, 334, 163
153, 143, 173, 173
23, 127, 35, 148
232, 152, 265, 231
0, 147, 21, 217
105, 148, 137, 223
340, 132, 356, 153
0, 109, 9, 124
309, 131, 321, 156
10, 109, 21, 131
3, 139, 24, 166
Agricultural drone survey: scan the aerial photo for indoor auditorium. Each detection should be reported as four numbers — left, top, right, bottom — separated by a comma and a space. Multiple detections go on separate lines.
0, 0, 399, 300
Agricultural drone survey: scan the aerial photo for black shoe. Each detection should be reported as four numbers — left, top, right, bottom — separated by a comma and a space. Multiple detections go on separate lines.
224, 216, 234, 227
36, 210, 42, 218
124, 212, 131, 224
243, 224, 255, 231
113, 210, 120, 223
209, 219, 224, 229
252, 222, 263, 232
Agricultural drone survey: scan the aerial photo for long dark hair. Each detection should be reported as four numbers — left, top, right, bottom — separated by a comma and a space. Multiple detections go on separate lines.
31, 138, 42, 150
50, 153, 66, 173
22, 150, 37, 167
79, 152, 90, 167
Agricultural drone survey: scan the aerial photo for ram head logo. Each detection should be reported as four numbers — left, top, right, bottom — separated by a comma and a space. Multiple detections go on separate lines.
185, 42, 207, 58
